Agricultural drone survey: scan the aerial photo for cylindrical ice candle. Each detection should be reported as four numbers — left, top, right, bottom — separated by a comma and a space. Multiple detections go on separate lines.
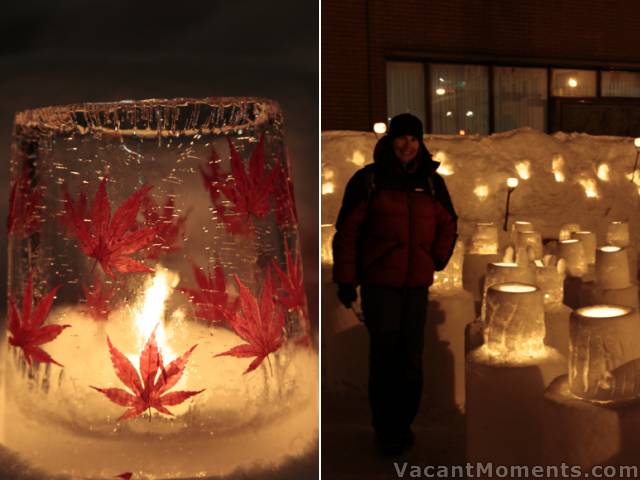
596, 246, 631, 289
516, 230, 543, 259
606, 221, 630, 247
557, 239, 587, 277
484, 282, 545, 357
5, 98, 316, 478
480, 262, 536, 322
571, 231, 596, 265
511, 221, 533, 244
536, 265, 565, 306
569, 305, 640, 401
470, 222, 499, 254
559, 223, 581, 241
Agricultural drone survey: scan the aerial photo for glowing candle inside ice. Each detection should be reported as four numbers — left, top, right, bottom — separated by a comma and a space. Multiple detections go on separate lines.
484, 282, 545, 358
569, 305, 640, 401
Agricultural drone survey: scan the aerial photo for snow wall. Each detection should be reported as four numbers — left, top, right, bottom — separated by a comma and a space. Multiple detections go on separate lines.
322, 127, 640, 262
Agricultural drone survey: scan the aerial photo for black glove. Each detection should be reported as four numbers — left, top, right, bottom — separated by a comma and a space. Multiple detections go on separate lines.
337, 284, 357, 309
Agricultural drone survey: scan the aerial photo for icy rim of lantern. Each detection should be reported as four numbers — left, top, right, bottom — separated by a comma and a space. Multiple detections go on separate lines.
13, 97, 283, 138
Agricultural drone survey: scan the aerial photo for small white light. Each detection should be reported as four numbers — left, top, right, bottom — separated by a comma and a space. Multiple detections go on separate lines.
466, 110, 474, 117
568, 78, 578, 88
459, 129, 466, 136
435, 88, 446, 96
507, 177, 519, 188
635, 138, 640, 148
439, 77, 445, 83
446, 111, 453, 117
373, 122, 387, 134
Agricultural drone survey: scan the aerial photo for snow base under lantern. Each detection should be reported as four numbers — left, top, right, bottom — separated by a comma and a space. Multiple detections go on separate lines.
466, 346, 566, 467
2, 307, 318, 479
544, 304, 572, 357
544, 375, 640, 469
425, 289, 475, 411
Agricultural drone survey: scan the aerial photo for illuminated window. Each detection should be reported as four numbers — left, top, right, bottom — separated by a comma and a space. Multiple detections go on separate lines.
551, 69, 597, 97
430, 64, 489, 135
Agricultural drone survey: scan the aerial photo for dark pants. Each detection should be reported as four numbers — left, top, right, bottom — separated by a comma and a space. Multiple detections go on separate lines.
361, 285, 428, 437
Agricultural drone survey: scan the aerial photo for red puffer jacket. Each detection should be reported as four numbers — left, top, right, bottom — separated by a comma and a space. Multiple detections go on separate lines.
332, 139, 458, 288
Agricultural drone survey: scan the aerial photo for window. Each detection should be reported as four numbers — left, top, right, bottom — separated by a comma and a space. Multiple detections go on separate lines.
494, 67, 547, 132
385, 60, 640, 134
551, 69, 597, 97
429, 64, 489, 135
602, 71, 640, 97
386, 61, 426, 129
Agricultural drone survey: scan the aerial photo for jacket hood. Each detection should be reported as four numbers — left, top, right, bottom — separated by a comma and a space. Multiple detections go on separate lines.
373, 135, 439, 175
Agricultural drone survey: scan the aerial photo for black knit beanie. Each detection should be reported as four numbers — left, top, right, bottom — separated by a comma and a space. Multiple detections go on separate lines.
387, 113, 423, 139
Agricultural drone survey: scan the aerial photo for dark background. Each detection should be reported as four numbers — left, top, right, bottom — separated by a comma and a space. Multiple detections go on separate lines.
0, 0, 319, 330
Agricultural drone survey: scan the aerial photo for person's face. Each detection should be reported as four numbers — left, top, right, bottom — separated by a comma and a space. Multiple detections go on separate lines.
392, 135, 419, 163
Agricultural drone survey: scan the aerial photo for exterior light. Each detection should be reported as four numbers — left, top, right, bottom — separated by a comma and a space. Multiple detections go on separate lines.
568, 78, 578, 88
466, 110, 474, 117
507, 177, 519, 188
435, 88, 446, 96
373, 122, 387, 135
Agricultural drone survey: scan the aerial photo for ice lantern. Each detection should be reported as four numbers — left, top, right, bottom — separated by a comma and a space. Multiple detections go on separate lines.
4, 99, 317, 478
569, 305, 640, 401
484, 282, 545, 358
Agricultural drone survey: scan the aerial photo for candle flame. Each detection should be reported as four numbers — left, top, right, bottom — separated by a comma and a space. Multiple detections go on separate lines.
349, 150, 366, 167
597, 163, 610, 181
515, 161, 530, 180
552, 155, 565, 182
134, 267, 179, 354
473, 184, 488, 200
578, 178, 598, 198
434, 151, 454, 176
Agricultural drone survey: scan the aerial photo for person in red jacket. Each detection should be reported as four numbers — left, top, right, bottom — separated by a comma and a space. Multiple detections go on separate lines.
332, 113, 458, 455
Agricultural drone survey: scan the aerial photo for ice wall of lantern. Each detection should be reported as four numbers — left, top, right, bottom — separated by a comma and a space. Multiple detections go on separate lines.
321, 128, 640, 260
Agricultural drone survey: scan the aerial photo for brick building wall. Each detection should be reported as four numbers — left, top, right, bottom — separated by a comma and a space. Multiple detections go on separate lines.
322, 0, 640, 131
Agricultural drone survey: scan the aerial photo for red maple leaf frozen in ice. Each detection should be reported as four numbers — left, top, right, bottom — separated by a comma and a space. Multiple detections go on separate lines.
179, 262, 237, 325
202, 134, 279, 235
272, 242, 306, 311
221, 133, 277, 219
216, 273, 285, 374
91, 327, 204, 421
60, 177, 157, 278
82, 277, 118, 321
7, 167, 44, 237
8, 273, 69, 367
273, 159, 298, 228
141, 195, 188, 260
